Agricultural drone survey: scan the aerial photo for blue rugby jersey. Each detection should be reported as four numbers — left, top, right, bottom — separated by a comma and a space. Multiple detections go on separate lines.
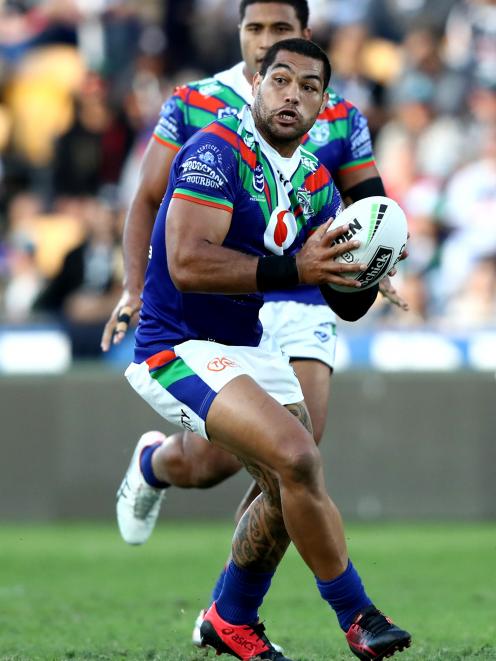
134, 107, 342, 362
152, 62, 374, 306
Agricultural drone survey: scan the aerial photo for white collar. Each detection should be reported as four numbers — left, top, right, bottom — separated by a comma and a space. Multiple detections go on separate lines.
214, 62, 254, 103
241, 106, 301, 180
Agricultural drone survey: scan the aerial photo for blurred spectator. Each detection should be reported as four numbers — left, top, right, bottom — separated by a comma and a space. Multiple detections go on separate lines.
33, 193, 122, 357
400, 24, 467, 114
326, 23, 386, 127
461, 76, 496, 161
401, 178, 442, 276
366, 0, 458, 43
163, 0, 201, 74
441, 256, 496, 329
444, 0, 496, 84
51, 72, 134, 198
0, 0, 79, 65
1, 233, 43, 322
435, 124, 496, 302
3, 44, 85, 190
375, 71, 465, 187
308, 0, 373, 44
191, 0, 239, 74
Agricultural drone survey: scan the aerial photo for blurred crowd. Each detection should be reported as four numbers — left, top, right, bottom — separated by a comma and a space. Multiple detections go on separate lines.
0, 0, 495, 359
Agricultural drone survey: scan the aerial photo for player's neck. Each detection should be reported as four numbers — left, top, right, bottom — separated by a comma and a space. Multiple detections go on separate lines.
256, 125, 300, 158
242, 63, 254, 85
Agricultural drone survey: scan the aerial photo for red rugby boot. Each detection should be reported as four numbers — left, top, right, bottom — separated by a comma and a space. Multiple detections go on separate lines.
200, 602, 292, 660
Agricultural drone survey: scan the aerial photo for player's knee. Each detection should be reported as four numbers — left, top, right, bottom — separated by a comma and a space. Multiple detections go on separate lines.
312, 420, 326, 445
279, 442, 322, 488
159, 433, 195, 487
194, 451, 241, 488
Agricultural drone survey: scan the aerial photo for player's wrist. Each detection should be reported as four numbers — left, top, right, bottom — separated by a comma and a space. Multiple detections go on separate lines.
256, 255, 299, 291
121, 282, 143, 299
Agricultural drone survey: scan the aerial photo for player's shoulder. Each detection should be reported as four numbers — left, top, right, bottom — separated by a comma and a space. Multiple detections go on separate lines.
172, 74, 232, 101
178, 114, 245, 163
321, 86, 360, 118
198, 113, 242, 140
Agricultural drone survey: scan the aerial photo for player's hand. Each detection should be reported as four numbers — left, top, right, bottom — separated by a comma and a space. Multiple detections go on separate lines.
296, 220, 367, 289
379, 276, 409, 310
100, 290, 142, 352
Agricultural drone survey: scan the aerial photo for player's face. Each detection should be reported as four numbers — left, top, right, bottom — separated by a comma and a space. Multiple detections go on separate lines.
252, 50, 328, 153
239, 3, 311, 77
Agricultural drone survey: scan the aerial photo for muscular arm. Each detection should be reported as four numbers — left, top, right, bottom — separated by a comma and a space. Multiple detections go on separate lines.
123, 139, 177, 295
101, 139, 177, 350
167, 198, 259, 293
167, 199, 367, 294
336, 163, 383, 207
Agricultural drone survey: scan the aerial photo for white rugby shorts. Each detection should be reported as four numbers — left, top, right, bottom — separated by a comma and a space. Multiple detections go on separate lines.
259, 301, 337, 369
125, 333, 303, 440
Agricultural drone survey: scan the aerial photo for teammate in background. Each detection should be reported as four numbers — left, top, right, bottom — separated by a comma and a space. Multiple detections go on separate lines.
103, 0, 407, 646
123, 37, 411, 660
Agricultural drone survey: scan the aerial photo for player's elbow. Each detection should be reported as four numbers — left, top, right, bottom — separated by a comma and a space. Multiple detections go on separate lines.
168, 251, 197, 292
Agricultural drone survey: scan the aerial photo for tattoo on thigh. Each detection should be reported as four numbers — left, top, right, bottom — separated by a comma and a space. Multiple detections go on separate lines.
232, 460, 290, 572
286, 401, 313, 436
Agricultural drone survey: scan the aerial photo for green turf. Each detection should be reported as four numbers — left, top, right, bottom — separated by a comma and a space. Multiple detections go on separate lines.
0, 522, 494, 660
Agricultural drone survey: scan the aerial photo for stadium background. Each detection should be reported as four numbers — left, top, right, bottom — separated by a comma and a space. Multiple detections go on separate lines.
0, 0, 495, 521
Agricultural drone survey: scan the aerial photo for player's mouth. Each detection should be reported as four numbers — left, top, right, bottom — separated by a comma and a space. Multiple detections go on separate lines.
274, 107, 299, 125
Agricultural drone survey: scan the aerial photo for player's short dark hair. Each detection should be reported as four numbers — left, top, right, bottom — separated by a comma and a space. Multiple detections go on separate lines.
259, 38, 331, 90
239, 0, 309, 29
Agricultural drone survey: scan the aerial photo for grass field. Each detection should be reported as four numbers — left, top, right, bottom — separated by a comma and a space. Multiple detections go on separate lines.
0, 521, 495, 660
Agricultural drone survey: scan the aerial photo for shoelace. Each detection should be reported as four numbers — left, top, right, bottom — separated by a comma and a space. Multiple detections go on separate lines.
133, 485, 162, 519
245, 622, 268, 640
357, 608, 393, 635
221, 621, 284, 660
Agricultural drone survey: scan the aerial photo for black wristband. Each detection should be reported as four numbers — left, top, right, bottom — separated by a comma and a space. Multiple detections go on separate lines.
342, 176, 386, 203
256, 255, 300, 291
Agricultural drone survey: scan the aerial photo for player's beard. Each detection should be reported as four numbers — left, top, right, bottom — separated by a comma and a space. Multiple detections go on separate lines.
252, 96, 313, 152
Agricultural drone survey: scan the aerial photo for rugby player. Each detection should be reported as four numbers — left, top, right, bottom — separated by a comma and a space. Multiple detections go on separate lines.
104, 0, 407, 650
106, 0, 405, 538
121, 37, 411, 661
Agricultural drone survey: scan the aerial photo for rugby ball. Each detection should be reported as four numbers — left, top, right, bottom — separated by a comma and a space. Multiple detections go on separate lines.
327, 196, 407, 292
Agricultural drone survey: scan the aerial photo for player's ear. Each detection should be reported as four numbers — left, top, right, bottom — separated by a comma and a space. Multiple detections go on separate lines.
252, 71, 262, 97
303, 27, 312, 40
319, 90, 329, 114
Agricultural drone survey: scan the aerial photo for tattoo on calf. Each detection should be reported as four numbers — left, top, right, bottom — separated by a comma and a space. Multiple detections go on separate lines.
232, 460, 290, 572
230, 402, 313, 572
285, 401, 314, 436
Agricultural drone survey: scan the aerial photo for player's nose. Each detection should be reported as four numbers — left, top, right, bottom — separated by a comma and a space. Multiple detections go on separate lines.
284, 82, 300, 104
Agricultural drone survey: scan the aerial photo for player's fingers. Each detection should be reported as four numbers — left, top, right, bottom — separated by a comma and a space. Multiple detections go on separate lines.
321, 222, 349, 244
101, 315, 118, 352
326, 275, 363, 288
114, 306, 132, 333
112, 305, 134, 345
117, 306, 133, 325
327, 238, 361, 257
306, 218, 334, 245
